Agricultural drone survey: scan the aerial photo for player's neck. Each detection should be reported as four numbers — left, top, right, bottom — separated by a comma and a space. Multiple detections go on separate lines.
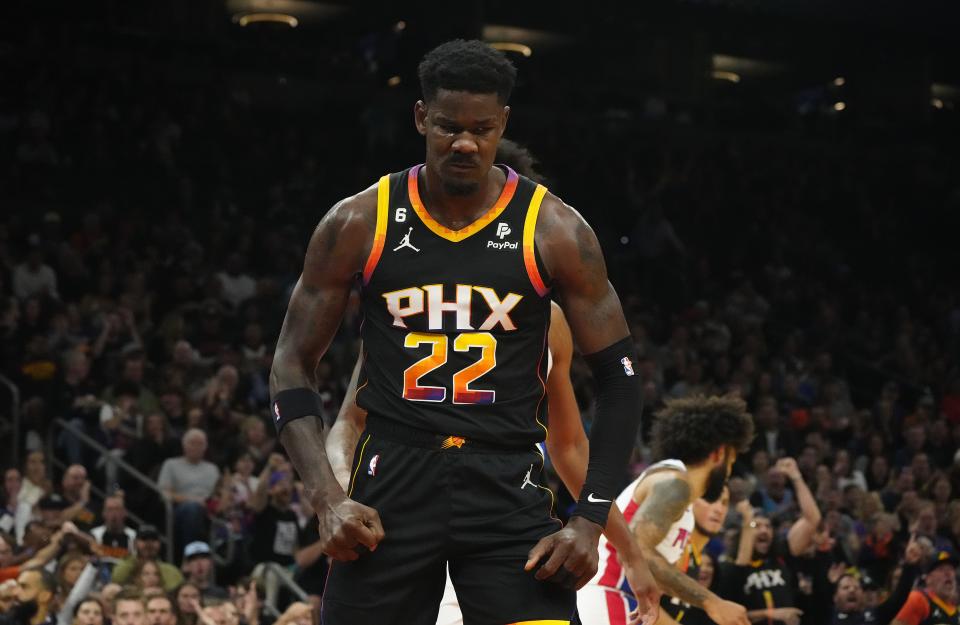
684, 463, 712, 500
420, 164, 505, 225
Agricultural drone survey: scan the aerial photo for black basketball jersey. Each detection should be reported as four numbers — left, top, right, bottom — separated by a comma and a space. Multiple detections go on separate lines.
356, 164, 553, 446
661, 543, 712, 625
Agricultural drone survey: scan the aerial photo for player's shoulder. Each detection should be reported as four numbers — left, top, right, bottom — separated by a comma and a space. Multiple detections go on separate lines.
535, 191, 588, 239
633, 465, 691, 504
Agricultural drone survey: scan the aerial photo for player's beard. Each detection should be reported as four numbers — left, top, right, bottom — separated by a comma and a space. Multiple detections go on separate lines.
702, 463, 727, 503
441, 177, 480, 196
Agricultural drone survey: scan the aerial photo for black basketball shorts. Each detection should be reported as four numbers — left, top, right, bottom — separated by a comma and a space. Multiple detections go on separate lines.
321, 414, 575, 625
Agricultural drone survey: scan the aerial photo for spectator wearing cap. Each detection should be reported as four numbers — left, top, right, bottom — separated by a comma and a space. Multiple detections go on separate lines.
158, 429, 220, 551
37, 494, 71, 531
90, 495, 136, 559
248, 454, 299, 567
181, 542, 224, 597
111, 526, 183, 591
892, 551, 960, 625
832, 534, 923, 624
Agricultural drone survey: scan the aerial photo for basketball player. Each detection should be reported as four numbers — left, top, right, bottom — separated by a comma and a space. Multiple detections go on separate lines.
327, 139, 655, 625
578, 396, 753, 625
270, 40, 654, 624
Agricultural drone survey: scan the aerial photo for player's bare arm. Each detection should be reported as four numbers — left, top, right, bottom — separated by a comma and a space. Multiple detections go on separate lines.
524, 194, 653, 594
543, 303, 658, 612
632, 473, 748, 625
270, 188, 385, 562
327, 356, 366, 492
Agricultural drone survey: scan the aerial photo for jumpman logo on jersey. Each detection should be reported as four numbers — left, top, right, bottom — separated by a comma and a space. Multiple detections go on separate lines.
520, 464, 536, 490
393, 227, 420, 253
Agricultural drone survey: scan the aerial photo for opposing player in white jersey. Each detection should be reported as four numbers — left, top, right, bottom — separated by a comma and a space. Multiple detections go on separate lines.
328, 301, 658, 625
578, 395, 754, 625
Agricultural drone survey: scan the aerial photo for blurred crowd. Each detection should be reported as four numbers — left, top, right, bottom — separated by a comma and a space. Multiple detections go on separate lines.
3, 16, 960, 625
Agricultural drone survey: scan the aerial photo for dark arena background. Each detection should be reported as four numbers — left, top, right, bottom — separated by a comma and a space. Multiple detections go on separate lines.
1, 1, 959, 624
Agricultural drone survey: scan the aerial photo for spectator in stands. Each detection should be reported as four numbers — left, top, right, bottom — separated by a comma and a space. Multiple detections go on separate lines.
180, 542, 224, 598
90, 494, 135, 559
19, 452, 51, 509
2, 468, 31, 544
248, 454, 298, 567
57, 465, 96, 530
892, 551, 959, 625
72, 598, 105, 625
233, 417, 275, 473
721, 458, 821, 625
12, 244, 58, 301
832, 534, 923, 624
113, 590, 147, 625
216, 255, 256, 310
145, 595, 177, 625
0, 568, 57, 625
158, 429, 219, 550
172, 583, 201, 625
112, 525, 183, 591
131, 559, 164, 594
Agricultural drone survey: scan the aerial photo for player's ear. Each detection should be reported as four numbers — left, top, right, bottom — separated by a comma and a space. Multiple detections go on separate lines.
499, 105, 510, 136
414, 100, 428, 136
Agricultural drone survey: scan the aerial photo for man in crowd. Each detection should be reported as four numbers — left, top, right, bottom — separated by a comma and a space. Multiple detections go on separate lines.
249, 454, 299, 566
158, 428, 220, 551
0, 569, 57, 625
58, 464, 97, 530
892, 551, 960, 625
112, 525, 183, 590
182, 541, 226, 597
114, 589, 147, 625
90, 494, 136, 559
146, 594, 177, 625
832, 533, 922, 625
720, 458, 821, 625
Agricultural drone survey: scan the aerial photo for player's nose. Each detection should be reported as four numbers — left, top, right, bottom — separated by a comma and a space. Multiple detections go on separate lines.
451, 136, 479, 154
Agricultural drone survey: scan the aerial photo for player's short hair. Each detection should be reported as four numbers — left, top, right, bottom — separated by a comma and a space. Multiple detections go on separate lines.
495, 138, 544, 183
650, 395, 755, 464
418, 39, 517, 104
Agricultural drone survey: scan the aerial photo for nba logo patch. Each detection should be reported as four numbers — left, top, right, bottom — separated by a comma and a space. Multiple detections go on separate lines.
621, 356, 635, 376
273, 402, 281, 422
368, 454, 380, 476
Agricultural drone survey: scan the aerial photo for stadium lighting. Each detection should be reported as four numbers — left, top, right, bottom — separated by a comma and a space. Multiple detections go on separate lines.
711, 70, 741, 83
235, 13, 299, 27
489, 42, 533, 57
833, 76, 845, 87
833, 101, 846, 111
387, 76, 402, 87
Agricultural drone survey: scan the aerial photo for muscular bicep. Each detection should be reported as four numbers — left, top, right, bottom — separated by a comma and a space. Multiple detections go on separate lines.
271, 196, 375, 393
631, 474, 691, 549
538, 199, 630, 354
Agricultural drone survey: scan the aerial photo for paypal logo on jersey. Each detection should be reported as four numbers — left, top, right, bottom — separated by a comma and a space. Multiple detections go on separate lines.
487, 222, 518, 250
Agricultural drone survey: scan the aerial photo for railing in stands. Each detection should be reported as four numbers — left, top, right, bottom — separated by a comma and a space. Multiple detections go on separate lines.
0, 374, 20, 469
253, 561, 311, 618
47, 417, 176, 562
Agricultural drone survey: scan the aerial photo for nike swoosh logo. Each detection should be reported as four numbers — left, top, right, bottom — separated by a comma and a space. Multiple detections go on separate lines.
587, 493, 612, 503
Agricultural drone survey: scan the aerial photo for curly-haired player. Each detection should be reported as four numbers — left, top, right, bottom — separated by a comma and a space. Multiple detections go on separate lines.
578, 396, 754, 625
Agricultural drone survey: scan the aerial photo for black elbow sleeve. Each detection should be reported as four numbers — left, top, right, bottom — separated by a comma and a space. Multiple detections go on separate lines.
572, 336, 642, 526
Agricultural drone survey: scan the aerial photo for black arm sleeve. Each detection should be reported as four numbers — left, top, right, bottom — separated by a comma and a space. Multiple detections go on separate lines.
572, 336, 642, 526
874, 563, 920, 625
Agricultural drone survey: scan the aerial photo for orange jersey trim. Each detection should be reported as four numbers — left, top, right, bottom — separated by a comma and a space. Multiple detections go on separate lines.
362, 175, 390, 284
523, 184, 550, 297
407, 165, 519, 242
